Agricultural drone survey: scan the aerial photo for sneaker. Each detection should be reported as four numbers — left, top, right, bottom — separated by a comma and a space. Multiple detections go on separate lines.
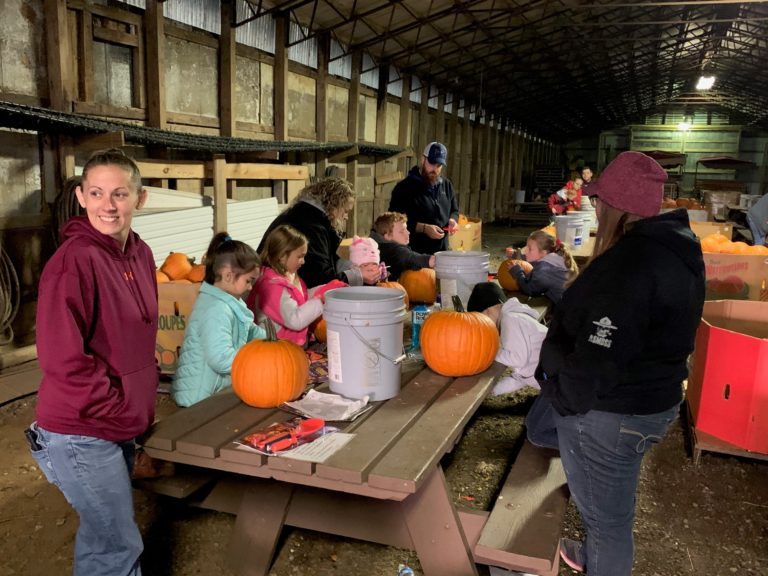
559, 538, 586, 573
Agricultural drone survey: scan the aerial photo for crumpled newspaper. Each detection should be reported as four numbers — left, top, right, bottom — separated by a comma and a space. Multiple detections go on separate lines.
282, 389, 371, 421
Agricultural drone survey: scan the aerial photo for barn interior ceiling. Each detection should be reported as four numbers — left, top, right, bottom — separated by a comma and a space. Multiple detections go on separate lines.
242, 0, 768, 141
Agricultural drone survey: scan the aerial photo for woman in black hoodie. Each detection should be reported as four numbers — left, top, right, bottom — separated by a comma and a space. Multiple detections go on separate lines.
526, 152, 705, 576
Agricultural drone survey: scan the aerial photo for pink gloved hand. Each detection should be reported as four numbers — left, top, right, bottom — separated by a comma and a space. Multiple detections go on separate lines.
313, 279, 348, 303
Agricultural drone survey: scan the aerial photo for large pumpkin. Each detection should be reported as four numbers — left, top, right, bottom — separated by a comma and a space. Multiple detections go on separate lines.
231, 325, 309, 408
187, 264, 205, 282
420, 296, 499, 377
497, 259, 533, 291
377, 281, 409, 308
156, 270, 170, 283
399, 268, 437, 305
161, 252, 193, 280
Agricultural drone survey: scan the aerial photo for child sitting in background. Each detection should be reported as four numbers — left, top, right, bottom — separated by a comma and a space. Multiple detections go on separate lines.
369, 212, 435, 281
173, 232, 266, 407
247, 224, 345, 347
548, 178, 583, 215
510, 230, 578, 304
468, 282, 548, 395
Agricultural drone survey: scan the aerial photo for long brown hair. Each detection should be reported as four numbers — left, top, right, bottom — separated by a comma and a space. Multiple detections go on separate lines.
260, 225, 308, 276
204, 232, 260, 284
584, 201, 643, 269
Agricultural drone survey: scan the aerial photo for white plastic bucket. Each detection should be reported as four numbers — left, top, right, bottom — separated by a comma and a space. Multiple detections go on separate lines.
578, 203, 597, 232
323, 287, 407, 401
554, 214, 585, 247
434, 251, 490, 310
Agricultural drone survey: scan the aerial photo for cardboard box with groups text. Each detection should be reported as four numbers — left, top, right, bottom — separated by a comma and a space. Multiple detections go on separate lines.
156, 281, 200, 374
687, 300, 768, 454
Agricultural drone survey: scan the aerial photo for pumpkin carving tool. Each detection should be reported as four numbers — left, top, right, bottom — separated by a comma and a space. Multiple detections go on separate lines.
253, 418, 325, 453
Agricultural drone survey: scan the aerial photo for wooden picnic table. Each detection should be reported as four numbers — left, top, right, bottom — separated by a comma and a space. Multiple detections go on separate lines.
140, 357, 567, 576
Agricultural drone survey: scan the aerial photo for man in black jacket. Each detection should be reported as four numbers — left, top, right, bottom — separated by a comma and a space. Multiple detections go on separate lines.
388, 142, 459, 255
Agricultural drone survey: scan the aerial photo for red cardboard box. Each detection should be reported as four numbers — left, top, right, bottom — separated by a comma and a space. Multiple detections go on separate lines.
156, 281, 201, 374
687, 300, 768, 454
703, 253, 768, 301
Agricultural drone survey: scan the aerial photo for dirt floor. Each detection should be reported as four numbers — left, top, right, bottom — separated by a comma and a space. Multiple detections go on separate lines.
1, 224, 767, 576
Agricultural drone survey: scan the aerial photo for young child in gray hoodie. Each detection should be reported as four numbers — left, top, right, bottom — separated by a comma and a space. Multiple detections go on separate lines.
510, 230, 578, 304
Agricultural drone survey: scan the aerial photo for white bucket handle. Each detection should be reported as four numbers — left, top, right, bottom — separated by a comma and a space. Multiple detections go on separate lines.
344, 320, 408, 365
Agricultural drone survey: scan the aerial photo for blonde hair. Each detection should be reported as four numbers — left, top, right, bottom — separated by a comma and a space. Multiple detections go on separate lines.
260, 225, 308, 276
373, 211, 407, 235
296, 177, 355, 232
585, 202, 643, 268
528, 230, 579, 279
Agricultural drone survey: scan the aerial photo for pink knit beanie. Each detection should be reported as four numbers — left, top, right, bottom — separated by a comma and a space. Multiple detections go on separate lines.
592, 151, 667, 217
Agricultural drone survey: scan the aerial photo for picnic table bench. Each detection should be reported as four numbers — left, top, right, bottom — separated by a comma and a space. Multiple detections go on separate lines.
140, 359, 568, 576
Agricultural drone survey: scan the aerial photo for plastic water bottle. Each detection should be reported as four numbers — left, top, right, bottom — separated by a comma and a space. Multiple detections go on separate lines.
411, 304, 429, 350
397, 565, 415, 576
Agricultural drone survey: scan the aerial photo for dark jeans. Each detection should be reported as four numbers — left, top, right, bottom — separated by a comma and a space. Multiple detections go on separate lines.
526, 396, 680, 576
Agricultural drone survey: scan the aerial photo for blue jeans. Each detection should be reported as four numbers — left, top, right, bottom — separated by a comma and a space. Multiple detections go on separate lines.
525, 394, 560, 450
553, 405, 680, 576
27, 423, 143, 576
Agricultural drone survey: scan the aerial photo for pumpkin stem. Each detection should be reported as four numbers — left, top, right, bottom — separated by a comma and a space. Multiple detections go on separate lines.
452, 294, 465, 312
264, 320, 278, 342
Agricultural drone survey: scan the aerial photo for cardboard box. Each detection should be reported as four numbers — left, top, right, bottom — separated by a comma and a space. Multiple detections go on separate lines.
337, 237, 354, 261
449, 217, 482, 251
703, 253, 768, 301
156, 281, 201, 373
690, 221, 733, 240
687, 300, 768, 454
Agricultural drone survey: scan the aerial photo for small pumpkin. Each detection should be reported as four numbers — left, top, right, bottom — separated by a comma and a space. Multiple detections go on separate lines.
420, 295, 499, 377
540, 225, 556, 237
156, 270, 170, 283
676, 198, 691, 208
311, 317, 327, 343
161, 252, 193, 280
377, 280, 409, 308
187, 264, 206, 282
399, 268, 437, 304
497, 259, 533, 291
231, 323, 309, 408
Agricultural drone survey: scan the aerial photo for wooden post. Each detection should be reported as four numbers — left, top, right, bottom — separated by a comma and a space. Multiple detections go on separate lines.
487, 116, 499, 223
316, 33, 330, 177
212, 155, 228, 233
447, 93, 459, 187
418, 79, 429, 156
219, 0, 236, 137
273, 14, 289, 202
459, 105, 473, 215
45, 0, 74, 111
398, 74, 411, 176
145, 0, 166, 129
274, 14, 289, 142
435, 93, 445, 144
346, 51, 362, 237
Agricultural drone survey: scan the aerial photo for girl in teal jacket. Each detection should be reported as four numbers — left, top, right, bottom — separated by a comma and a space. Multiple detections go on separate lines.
172, 232, 266, 407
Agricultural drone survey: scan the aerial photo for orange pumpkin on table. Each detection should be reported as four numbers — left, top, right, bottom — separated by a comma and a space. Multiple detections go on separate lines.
377, 280, 410, 309
156, 270, 170, 283
420, 296, 499, 377
160, 252, 193, 280
231, 324, 309, 408
187, 264, 206, 283
399, 268, 437, 305
497, 259, 533, 291
311, 317, 327, 343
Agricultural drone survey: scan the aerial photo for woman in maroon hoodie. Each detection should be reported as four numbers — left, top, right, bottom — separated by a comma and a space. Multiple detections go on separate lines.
27, 149, 157, 576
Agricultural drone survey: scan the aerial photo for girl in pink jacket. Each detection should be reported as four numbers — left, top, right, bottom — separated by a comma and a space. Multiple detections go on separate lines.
247, 225, 344, 346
